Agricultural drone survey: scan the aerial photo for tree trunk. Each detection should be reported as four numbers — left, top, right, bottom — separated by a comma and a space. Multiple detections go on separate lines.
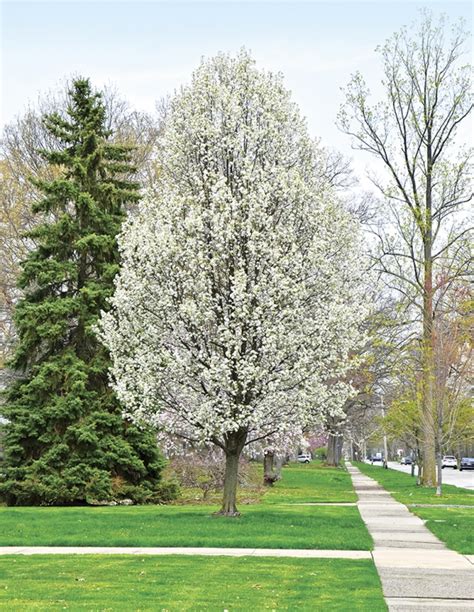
216, 430, 247, 516
336, 435, 343, 464
420, 141, 437, 487
421, 300, 437, 486
416, 447, 422, 486
327, 431, 344, 466
435, 403, 444, 495
326, 432, 338, 466
274, 454, 284, 479
218, 451, 240, 515
263, 449, 277, 486
436, 450, 442, 496
382, 432, 388, 469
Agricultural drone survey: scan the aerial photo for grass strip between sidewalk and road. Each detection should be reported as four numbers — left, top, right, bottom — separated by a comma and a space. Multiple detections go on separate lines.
409, 506, 474, 554
354, 461, 474, 554
0, 555, 387, 611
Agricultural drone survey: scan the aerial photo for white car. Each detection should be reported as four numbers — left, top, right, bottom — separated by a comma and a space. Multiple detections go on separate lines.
441, 455, 457, 469
297, 453, 312, 464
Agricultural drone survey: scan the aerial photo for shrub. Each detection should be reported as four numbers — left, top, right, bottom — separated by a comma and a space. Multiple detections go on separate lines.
168, 449, 251, 500
314, 446, 327, 460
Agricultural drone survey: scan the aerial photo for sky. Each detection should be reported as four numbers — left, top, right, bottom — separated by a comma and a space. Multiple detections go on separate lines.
1, 0, 472, 181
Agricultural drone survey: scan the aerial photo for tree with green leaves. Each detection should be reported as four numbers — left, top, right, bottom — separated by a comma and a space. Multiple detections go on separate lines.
0, 78, 165, 506
383, 392, 423, 481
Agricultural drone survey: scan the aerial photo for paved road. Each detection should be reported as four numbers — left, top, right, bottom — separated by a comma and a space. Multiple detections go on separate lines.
387, 461, 474, 490
364, 460, 474, 490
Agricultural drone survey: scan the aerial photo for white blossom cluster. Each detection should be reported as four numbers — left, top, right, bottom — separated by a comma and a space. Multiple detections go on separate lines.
99, 51, 369, 454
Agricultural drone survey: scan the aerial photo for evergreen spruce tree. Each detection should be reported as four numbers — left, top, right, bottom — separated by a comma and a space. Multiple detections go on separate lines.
0, 78, 165, 505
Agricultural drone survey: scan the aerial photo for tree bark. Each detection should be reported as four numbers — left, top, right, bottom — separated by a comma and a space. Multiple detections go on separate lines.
416, 446, 422, 486
436, 450, 443, 496
216, 430, 247, 516
326, 432, 337, 466
219, 451, 240, 515
274, 454, 284, 478
382, 421, 388, 468
421, 317, 437, 486
336, 435, 344, 464
327, 431, 343, 466
263, 449, 280, 486
420, 144, 437, 487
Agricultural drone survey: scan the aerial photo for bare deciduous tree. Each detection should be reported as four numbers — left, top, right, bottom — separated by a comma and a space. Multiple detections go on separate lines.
432, 280, 473, 494
339, 11, 473, 485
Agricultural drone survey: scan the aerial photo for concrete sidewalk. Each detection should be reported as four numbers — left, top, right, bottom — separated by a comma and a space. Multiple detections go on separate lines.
0, 545, 371, 559
347, 463, 474, 611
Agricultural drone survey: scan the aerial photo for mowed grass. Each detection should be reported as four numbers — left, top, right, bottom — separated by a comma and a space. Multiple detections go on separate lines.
0, 464, 382, 609
412, 506, 474, 554
354, 461, 474, 506
0, 555, 387, 611
0, 462, 373, 550
263, 462, 357, 504
0, 503, 372, 550
354, 461, 474, 553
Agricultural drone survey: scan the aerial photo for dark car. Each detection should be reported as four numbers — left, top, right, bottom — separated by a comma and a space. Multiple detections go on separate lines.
400, 456, 412, 465
460, 457, 474, 471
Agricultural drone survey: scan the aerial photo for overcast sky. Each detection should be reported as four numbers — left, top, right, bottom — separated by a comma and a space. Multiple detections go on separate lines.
1, 0, 472, 182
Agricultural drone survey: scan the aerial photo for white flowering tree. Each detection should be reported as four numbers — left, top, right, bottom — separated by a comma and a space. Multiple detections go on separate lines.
100, 52, 368, 515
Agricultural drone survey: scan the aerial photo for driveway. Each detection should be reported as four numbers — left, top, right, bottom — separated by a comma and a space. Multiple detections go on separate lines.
386, 461, 474, 490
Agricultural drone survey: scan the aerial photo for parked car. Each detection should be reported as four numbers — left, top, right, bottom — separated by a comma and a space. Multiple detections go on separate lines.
400, 456, 412, 465
441, 455, 458, 469
371, 453, 383, 462
460, 457, 474, 471
297, 453, 312, 464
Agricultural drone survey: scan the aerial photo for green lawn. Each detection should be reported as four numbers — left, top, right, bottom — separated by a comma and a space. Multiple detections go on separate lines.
0, 462, 373, 550
411, 506, 474, 554
171, 460, 357, 506
263, 462, 357, 504
354, 461, 474, 553
0, 503, 372, 550
0, 463, 384, 609
354, 462, 474, 506
0, 555, 387, 611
